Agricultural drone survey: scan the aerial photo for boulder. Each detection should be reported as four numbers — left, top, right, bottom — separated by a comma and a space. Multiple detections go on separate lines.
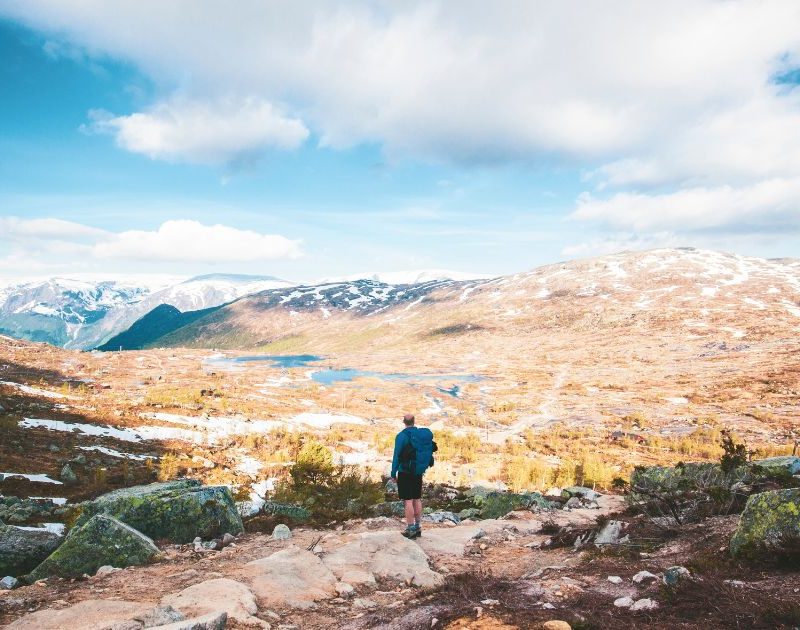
563, 486, 601, 501
244, 546, 337, 609
134, 605, 185, 627
28, 514, 160, 580
60, 463, 78, 484
5, 599, 154, 630
614, 597, 634, 608
1, 575, 19, 589
0, 522, 62, 577
149, 612, 227, 630
753, 456, 800, 476
730, 488, 800, 560
70, 480, 244, 543
595, 520, 625, 546
322, 531, 442, 588
663, 566, 691, 586
479, 492, 553, 519
630, 598, 659, 611
162, 577, 266, 627
259, 500, 310, 522
371, 501, 405, 517
422, 511, 461, 525
457, 508, 482, 520
272, 524, 291, 540
631, 570, 658, 584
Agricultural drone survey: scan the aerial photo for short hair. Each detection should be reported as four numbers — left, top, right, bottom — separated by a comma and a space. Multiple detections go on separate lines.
403, 413, 415, 426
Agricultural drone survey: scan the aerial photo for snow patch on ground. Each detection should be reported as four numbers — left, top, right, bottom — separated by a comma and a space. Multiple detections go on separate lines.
0, 381, 68, 399
0, 472, 62, 484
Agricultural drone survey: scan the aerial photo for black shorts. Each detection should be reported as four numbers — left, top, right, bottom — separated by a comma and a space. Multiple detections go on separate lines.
397, 471, 423, 500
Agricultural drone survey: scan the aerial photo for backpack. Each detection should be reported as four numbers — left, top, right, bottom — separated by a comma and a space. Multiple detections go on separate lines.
401, 427, 437, 476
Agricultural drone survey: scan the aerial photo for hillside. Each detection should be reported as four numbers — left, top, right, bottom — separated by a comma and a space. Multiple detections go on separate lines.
131, 248, 800, 361
96, 303, 221, 351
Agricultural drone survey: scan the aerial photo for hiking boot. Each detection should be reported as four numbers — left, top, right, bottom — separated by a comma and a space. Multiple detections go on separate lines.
401, 525, 419, 539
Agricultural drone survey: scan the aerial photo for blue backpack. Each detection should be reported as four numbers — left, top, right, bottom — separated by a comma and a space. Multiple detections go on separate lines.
401, 427, 437, 475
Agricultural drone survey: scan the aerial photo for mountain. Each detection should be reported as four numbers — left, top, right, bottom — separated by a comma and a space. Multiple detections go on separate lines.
96, 303, 220, 351
316, 269, 493, 285
108, 248, 800, 354
0, 273, 294, 350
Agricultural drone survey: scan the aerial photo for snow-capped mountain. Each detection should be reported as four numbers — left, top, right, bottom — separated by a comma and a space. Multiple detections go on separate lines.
317, 269, 492, 285
0, 273, 294, 349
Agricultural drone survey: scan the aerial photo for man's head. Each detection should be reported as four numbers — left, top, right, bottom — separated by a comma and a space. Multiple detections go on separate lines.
403, 413, 415, 426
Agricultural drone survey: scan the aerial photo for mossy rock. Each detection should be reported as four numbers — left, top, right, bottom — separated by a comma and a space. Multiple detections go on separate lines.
71, 480, 243, 543
630, 462, 725, 490
752, 456, 800, 476
0, 523, 62, 577
478, 492, 549, 519
260, 500, 312, 522
730, 488, 800, 561
28, 514, 159, 580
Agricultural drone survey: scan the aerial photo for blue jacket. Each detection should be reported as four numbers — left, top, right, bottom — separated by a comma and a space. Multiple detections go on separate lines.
391, 427, 416, 478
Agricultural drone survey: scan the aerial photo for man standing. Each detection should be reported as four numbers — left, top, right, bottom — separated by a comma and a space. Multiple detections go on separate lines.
390, 413, 436, 539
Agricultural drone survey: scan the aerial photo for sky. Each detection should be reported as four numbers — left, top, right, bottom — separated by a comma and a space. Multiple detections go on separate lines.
1, 0, 799, 283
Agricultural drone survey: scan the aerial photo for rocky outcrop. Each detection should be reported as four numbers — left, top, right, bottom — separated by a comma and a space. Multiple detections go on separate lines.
162, 577, 266, 627
244, 545, 337, 609
0, 522, 62, 577
69, 480, 244, 543
5, 599, 155, 630
322, 531, 442, 588
29, 514, 160, 580
730, 488, 800, 560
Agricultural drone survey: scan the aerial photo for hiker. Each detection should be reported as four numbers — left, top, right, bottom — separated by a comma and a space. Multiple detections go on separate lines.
390, 413, 437, 539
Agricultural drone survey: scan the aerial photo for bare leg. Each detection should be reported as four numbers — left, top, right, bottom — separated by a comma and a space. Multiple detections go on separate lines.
404, 500, 415, 526
412, 499, 422, 525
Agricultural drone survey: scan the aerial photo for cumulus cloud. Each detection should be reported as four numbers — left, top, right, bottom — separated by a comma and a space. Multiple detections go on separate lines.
0, 217, 302, 268
93, 220, 302, 261
86, 97, 309, 166
572, 179, 800, 233
4, 1, 800, 233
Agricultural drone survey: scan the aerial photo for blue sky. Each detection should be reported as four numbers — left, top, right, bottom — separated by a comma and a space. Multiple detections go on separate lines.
1, 2, 799, 281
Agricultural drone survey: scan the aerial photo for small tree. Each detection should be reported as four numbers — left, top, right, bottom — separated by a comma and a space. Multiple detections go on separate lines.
720, 430, 749, 473
290, 441, 334, 485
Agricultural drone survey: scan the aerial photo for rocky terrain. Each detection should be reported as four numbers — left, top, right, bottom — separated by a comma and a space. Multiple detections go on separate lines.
0, 248, 798, 628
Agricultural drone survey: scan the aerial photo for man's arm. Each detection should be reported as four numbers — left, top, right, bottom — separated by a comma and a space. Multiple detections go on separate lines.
390, 432, 404, 479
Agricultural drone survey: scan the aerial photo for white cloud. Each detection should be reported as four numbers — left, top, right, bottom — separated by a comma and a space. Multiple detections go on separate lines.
93, 220, 302, 262
0, 217, 302, 269
4, 1, 800, 234
86, 97, 309, 166
572, 179, 800, 232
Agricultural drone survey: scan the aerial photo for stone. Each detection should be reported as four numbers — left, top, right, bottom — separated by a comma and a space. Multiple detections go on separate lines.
28, 514, 160, 580
479, 492, 553, 518
457, 508, 482, 520
613, 597, 634, 608
663, 566, 690, 586
245, 546, 337, 609
753, 456, 800, 476
631, 570, 659, 584
134, 605, 185, 627
630, 598, 659, 611
542, 622, 572, 630
563, 486, 601, 501
222, 533, 236, 546
595, 520, 625, 546
352, 597, 377, 609
0, 523, 62, 577
385, 478, 398, 494
60, 463, 78, 484
335, 582, 354, 597
96, 565, 122, 577
371, 501, 405, 517
322, 531, 442, 589
163, 577, 265, 627
730, 488, 800, 560
422, 511, 461, 525
418, 526, 485, 556
69, 480, 244, 544
259, 500, 311, 522
72, 454, 88, 466
272, 524, 291, 540
5, 599, 153, 630
1, 575, 19, 589
48, 444, 60, 453
607, 576, 623, 584
146, 611, 227, 630
564, 497, 582, 509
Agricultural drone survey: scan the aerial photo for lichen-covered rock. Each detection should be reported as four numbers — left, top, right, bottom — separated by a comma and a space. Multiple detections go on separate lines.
28, 514, 160, 580
259, 500, 311, 522
752, 456, 800, 476
730, 488, 800, 561
630, 462, 724, 490
479, 491, 554, 519
70, 480, 243, 543
0, 522, 62, 577
272, 524, 291, 540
